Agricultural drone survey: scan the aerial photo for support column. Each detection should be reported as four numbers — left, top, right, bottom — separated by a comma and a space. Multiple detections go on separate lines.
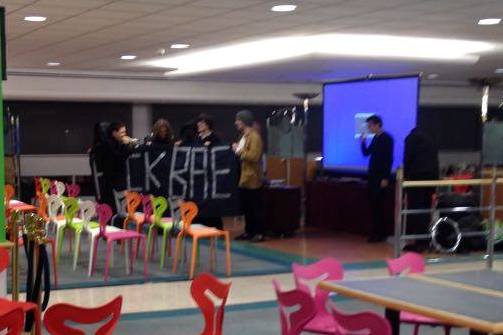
131, 104, 152, 141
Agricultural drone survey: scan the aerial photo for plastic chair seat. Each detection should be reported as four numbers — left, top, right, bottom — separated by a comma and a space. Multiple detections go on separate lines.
104, 230, 143, 241
0, 298, 41, 335
304, 314, 338, 334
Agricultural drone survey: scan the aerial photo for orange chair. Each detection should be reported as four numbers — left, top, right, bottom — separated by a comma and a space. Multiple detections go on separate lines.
44, 296, 122, 335
0, 306, 25, 335
172, 202, 231, 279
122, 191, 148, 233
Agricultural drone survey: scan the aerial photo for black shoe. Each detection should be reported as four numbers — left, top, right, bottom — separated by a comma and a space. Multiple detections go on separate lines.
250, 234, 265, 243
235, 233, 252, 241
367, 236, 386, 243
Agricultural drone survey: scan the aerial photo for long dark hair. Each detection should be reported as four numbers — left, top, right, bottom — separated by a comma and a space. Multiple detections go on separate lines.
152, 118, 174, 143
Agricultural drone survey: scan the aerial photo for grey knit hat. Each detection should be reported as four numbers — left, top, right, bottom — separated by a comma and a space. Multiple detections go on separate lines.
235, 110, 255, 127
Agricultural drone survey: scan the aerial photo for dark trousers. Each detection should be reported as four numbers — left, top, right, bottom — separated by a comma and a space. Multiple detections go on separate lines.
240, 187, 264, 236
406, 187, 435, 235
368, 178, 388, 239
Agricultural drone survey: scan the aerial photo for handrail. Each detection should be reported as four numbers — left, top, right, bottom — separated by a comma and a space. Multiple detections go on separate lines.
402, 178, 503, 188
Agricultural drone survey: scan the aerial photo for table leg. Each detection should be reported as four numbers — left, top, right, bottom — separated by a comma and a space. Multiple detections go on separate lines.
469, 331, 487, 335
385, 308, 400, 335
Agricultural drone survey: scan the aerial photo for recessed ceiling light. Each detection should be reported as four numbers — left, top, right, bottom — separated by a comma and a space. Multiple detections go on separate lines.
145, 34, 494, 76
427, 73, 439, 79
24, 16, 47, 22
120, 55, 137, 60
495, 68, 503, 74
478, 18, 501, 25
47, 62, 61, 67
271, 4, 297, 12
171, 44, 190, 49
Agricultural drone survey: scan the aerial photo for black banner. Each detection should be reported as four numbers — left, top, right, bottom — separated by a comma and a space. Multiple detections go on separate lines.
92, 145, 241, 217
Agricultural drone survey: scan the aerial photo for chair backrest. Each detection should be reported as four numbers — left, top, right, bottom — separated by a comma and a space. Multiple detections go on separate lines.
0, 247, 10, 273
4, 184, 15, 205
43, 295, 122, 335
273, 280, 316, 335
0, 307, 25, 335
152, 196, 168, 222
142, 195, 153, 223
191, 273, 232, 335
386, 252, 425, 276
124, 191, 142, 217
180, 201, 198, 233
47, 195, 64, 220
331, 306, 391, 335
292, 258, 344, 311
168, 196, 183, 225
34, 177, 42, 194
66, 183, 81, 198
96, 203, 113, 236
40, 178, 51, 195
51, 181, 66, 197
79, 201, 96, 229
62, 197, 80, 225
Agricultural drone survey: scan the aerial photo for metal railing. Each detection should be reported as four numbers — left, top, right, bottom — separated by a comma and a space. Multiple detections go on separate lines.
394, 167, 500, 269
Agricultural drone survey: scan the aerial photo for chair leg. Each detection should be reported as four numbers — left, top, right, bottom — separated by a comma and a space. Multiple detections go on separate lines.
49, 241, 58, 288
413, 324, 420, 335
224, 232, 231, 277
55, 225, 66, 264
104, 241, 113, 283
146, 224, 155, 261
88, 235, 96, 277
172, 234, 183, 273
444, 326, 451, 335
90, 237, 100, 276
160, 228, 168, 270
136, 223, 143, 257
209, 238, 216, 272
124, 239, 131, 275
167, 231, 172, 258
72, 231, 82, 271
142, 236, 148, 280
189, 237, 198, 279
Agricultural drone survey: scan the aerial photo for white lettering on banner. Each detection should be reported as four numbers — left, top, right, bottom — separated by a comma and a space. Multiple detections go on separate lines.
144, 150, 166, 191
190, 147, 208, 199
91, 160, 103, 200
212, 146, 231, 199
169, 146, 191, 198
126, 153, 143, 191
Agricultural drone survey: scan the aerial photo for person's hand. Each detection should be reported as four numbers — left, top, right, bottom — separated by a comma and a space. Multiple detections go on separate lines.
174, 140, 182, 146
232, 143, 239, 152
204, 141, 211, 146
121, 136, 132, 144
360, 133, 367, 142
380, 179, 389, 188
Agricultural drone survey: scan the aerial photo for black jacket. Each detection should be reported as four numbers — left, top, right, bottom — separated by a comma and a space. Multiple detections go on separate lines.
404, 128, 439, 180
194, 132, 222, 147
361, 131, 394, 181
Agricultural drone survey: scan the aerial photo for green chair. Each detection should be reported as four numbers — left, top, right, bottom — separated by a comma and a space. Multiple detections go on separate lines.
146, 196, 175, 270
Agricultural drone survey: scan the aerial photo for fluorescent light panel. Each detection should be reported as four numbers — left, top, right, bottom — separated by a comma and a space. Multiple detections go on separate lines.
24, 16, 47, 22
478, 18, 501, 25
121, 55, 137, 60
47, 62, 61, 66
143, 34, 496, 76
171, 43, 190, 49
271, 5, 297, 12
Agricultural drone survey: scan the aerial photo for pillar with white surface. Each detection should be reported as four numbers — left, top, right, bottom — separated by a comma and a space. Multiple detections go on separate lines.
132, 104, 152, 141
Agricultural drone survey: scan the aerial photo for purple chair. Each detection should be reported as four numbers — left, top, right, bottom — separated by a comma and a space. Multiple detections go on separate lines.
331, 306, 392, 335
386, 252, 452, 335
273, 280, 316, 335
292, 258, 344, 334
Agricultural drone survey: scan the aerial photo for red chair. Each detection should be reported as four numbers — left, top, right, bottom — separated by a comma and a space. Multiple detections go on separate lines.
191, 273, 232, 335
273, 279, 316, 335
331, 306, 391, 335
386, 252, 452, 335
292, 258, 344, 334
44, 295, 122, 335
0, 306, 25, 335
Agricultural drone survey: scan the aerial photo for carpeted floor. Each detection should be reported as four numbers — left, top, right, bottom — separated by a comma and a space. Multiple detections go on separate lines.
12, 234, 297, 291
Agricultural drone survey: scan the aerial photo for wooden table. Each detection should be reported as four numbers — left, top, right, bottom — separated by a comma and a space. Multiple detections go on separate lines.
319, 270, 503, 335
8, 200, 37, 212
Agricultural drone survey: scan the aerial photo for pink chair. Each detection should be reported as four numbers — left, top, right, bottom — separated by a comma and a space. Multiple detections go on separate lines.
292, 258, 344, 334
331, 306, 391, 335
90, 204, 148, 283
273, 280, 316, 335
386, 252, 452, 335
191, 273, 232, 335
65, 183, 80, 198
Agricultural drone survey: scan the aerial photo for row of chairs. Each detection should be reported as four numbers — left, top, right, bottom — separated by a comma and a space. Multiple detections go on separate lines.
274, 253, 452, 335
0, 271, 231, 335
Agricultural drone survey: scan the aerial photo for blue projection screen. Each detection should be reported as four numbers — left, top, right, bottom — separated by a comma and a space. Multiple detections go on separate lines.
323, 76, 419, 171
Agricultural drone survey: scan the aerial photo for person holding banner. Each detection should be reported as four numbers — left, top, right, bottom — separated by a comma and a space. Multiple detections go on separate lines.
233, 110, 265, 242
148, 118, 174, 147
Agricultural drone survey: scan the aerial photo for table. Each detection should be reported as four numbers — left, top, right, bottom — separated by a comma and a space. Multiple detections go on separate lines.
8, 200, 37, 212
319, 270, 503, 335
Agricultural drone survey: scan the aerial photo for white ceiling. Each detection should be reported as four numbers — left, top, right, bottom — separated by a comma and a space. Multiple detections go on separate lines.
2, 0, 503, 83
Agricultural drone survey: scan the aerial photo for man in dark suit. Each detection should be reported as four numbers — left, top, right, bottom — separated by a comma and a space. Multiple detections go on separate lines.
361, 115, 394, 242
403, 127, 439, 251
